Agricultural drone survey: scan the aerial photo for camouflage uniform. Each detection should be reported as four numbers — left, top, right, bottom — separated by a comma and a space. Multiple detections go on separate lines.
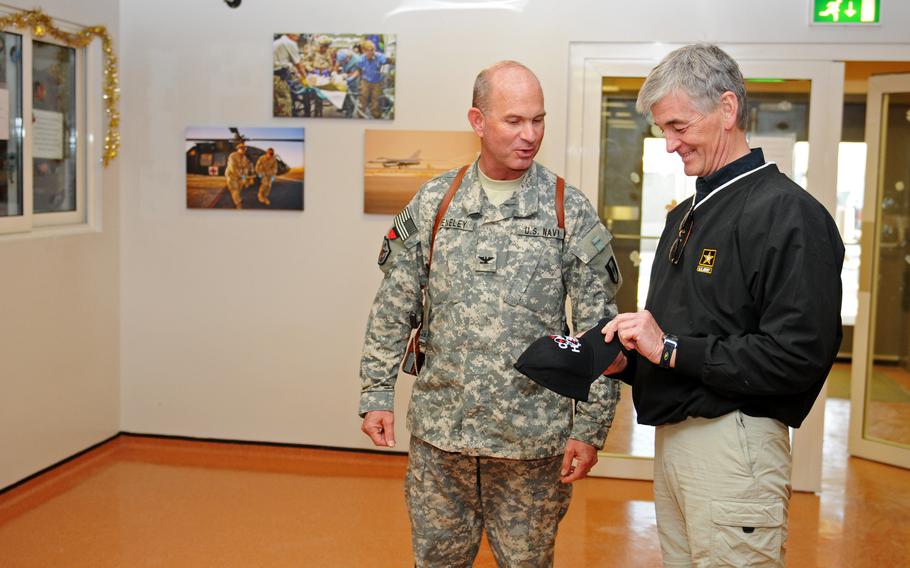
406, 436, 571, 567
255, 153, 278, 205
273, 75, 291, 116
224, 150, 252, 209
273, 34, 302, 117
304, 47, 333, 117
307, 48, 334, 73
360, 160, 622, 566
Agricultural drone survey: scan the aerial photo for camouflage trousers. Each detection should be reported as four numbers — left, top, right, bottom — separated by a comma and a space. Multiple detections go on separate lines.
273, 74, 291, 117
405, 436, 571, 568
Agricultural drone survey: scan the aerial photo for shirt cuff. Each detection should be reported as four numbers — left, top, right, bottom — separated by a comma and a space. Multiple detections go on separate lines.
358, 389, 395, 417
675, 336, 707, 379
570, 415, 608, 450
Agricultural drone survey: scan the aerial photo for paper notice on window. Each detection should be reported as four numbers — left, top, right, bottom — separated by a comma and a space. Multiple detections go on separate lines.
32, 109, 64, 159
0, 88, 8, 140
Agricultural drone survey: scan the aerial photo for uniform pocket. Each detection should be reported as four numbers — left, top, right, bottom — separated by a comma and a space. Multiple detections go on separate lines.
505, 241, 542, 306
735, 410, 757, 480
710, 499, 784, 567
526, 456, 573, 545
505, 235, 563, 309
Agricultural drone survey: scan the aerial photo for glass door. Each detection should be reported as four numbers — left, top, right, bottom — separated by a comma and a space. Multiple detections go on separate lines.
850, 73, 910, 469
569, 50, 842, 491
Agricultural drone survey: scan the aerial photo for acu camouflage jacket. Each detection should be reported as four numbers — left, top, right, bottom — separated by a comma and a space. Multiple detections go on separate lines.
360, 160, 623, 459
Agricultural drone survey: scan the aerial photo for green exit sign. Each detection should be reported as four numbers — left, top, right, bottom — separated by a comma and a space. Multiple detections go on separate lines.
812, 0, 880, 24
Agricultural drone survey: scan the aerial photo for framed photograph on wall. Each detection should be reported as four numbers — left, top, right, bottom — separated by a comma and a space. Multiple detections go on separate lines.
273, 33, 396, 120
364, 130, 480, 214
185, 127, 305, 210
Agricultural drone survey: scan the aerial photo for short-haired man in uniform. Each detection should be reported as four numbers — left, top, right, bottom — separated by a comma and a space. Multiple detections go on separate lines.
601, 44, 844, 567
359, 61, 626, 566
303, 36, 334, 117
272, 33, 307, 117
255, 147, 278, 206
224, 143, 251, 209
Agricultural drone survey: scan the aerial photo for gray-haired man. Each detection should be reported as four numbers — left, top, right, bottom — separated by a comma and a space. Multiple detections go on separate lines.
601, 44, 844, 567
359, 61, 625, 566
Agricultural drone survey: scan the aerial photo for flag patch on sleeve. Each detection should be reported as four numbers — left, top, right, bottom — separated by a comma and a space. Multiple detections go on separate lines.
394, 207, 418, 241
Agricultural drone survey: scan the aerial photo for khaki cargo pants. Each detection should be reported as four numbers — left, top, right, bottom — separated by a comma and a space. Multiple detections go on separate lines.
654, 411, 791, 567
405, 436, 571, 568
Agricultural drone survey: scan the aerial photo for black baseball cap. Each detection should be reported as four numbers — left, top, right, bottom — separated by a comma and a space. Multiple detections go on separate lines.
514, 317, 621, 402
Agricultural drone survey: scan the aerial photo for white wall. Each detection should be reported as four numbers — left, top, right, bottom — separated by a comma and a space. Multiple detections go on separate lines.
0, 0, 120, 488
119, 0, 910, 452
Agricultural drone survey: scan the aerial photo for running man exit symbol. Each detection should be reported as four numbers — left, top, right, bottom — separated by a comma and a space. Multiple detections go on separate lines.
813, 0, 879, 24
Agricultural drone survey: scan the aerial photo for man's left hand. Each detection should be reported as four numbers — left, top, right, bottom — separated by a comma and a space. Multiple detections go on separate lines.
560, 438, 598, 484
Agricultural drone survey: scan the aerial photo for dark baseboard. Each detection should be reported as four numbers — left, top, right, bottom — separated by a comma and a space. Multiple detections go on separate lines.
2, 431, 406, 495
119, 431, 408, 457
0, 432, 122, 496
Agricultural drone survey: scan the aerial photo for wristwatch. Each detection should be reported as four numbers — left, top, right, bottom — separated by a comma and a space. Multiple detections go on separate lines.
660, 333, 678, 368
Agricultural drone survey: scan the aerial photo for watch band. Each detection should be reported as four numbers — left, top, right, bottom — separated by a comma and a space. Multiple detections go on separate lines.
660, 333, 678, 368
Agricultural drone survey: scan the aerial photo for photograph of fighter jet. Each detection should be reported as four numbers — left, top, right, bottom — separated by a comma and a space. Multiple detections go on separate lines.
368, 150, 422, 169
364, 130, 479, 214
185, 127, 305, 210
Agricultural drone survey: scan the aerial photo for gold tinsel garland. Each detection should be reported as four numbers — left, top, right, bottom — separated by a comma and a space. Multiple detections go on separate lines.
0, 9, 119, 166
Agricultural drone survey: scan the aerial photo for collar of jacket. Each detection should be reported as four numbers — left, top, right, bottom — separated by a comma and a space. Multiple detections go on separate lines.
460, 160, 541, 219
695, 147, 765, 201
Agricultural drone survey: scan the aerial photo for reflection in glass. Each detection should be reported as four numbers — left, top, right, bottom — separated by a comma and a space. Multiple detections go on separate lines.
866, 91, 910, 449
32, 40, 76, 214
0, 33, 23, 218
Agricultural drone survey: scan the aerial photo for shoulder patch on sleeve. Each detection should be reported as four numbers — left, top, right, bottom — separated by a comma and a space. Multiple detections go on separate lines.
606, 256, 620, 284
574, 224, 613, 264
394, 206, 418, 242
378, 231, 408, 274
378, 236, 391, 266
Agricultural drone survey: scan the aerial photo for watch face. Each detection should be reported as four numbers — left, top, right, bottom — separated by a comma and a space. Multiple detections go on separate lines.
660, 335, 677, 368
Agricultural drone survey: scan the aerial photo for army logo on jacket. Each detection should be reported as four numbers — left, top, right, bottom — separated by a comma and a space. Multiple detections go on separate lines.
697, 248, 716, 274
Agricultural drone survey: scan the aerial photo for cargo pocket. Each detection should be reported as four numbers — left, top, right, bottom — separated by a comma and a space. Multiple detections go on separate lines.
505, 240, 544, 306
526, 456, 573, 547
710, 499, 784, 567
505, 235, 563, 315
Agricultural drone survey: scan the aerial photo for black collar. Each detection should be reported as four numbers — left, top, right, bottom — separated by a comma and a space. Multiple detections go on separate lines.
695, 148, 765, 204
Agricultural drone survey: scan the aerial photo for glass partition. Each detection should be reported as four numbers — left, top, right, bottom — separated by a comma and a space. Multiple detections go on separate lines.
31, 40, 76, 214
866, 90, 910, 449
0, 32, 23, 218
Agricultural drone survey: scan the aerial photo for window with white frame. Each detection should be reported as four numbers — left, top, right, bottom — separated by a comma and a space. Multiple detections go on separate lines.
0, 21, 87, 235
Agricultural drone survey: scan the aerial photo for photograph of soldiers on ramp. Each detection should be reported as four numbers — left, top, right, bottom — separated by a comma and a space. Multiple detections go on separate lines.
185, 127, 305, 210
273, 33, 396, 119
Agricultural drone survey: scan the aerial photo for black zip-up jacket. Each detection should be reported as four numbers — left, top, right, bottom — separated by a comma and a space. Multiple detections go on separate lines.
624, 150, 845, 428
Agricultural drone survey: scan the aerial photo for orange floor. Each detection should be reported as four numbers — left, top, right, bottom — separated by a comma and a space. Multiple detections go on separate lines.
1, 400, 908, 567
